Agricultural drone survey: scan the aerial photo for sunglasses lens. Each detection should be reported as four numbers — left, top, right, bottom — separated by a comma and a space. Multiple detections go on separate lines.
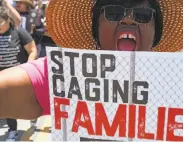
133, 8, 153, 23
104, 6, 125, 21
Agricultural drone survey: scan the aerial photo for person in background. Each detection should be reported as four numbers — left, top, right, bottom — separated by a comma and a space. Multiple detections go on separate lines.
1, 0, 21, 27
0, 6, 37, 141
12, 0, 40, 127
31, 0, 52, 57
33, 0, 56, 57
0, 0, 21, 139
13, 0, 44, 56
0, 0, 21, 124
13, 0, 38, 33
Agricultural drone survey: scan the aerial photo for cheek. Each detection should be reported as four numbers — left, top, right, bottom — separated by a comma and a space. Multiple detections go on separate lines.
139, 20, 155, 50
21, 5, 26, 9
98, 14, 117, 50
3, 24, 9, 31
0, 25, 8, 34
18, 4, 26, 10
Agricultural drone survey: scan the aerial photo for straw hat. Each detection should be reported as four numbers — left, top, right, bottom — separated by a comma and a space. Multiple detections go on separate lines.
14, 0, 34, 8
46, 0, 183, 52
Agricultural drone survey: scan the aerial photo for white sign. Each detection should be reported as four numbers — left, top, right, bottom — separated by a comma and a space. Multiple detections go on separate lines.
47, 47, 183, 141
20, 17, 27, 30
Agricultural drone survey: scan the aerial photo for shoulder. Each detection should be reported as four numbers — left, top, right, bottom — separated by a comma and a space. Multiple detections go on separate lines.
8, 28, 19, 37
20, 57, 50, 115
20, 57, 48, 78
16, 27, 33, 43
16, 27, 28, 33
12, 27, 29, 36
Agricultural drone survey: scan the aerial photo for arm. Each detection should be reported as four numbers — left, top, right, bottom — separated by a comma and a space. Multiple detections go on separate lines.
0, 66, 42, 119
18, 28, 38, 60
2, 0, 21, 27
24, 41, 38, 61
37, 0, 43, 9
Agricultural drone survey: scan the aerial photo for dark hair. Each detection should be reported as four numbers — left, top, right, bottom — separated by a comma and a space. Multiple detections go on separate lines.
0, 6, 16, 28
92, 0, 163, 47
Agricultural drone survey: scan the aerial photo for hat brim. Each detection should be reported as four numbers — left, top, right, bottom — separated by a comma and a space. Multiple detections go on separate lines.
46, 0, 183, 52
14, 0, 34, 8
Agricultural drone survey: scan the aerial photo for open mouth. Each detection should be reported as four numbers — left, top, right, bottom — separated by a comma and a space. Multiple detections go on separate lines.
117, 33, 137, 51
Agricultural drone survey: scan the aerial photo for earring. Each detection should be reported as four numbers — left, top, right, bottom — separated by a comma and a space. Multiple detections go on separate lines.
95, 42, 101, 50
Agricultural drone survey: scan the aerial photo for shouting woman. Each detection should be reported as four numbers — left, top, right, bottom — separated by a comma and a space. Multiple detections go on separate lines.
0, 0, 182, 125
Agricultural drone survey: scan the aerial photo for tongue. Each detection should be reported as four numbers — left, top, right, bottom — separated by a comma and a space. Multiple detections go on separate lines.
117, 39, 136, 51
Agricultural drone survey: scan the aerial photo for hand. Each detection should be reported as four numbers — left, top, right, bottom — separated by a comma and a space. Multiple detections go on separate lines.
2, 0, 8, 6
2, 0, 13, 7
37, 0, 43, 9
1, 0, 21, 27
30, 24, 36, 34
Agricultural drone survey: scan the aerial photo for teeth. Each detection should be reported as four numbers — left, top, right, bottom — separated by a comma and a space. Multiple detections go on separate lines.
119, 34, 136, 41
123, 34, 128, 38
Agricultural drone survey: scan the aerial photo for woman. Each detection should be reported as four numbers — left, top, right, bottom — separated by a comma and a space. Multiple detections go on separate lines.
2, 0, 21, 27
0, 0, 182, 121
13, 0, 43, 34
13, 0, 34, 32
0, 6, 37, 141
33, 1, 56, 58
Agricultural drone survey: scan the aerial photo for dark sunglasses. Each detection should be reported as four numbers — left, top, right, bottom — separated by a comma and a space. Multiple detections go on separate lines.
101, 5, 155, 23
15, 1, 25, 4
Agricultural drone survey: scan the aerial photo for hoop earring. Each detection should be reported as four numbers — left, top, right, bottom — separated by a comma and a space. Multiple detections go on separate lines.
95, 42, 101, 50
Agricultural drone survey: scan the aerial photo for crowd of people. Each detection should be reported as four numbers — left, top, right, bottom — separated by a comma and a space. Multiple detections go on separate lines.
0, 0, 182, 141
0, 0, 55, 141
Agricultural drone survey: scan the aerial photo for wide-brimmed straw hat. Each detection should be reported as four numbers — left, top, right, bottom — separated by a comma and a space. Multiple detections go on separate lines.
46, 0, 183, 52
14, 0, 34, 8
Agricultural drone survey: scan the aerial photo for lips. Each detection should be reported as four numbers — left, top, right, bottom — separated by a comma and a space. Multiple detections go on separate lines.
115, 29, 140, 51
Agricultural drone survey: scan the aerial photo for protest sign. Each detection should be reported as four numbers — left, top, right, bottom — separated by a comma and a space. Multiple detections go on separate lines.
47, 47, 183, 141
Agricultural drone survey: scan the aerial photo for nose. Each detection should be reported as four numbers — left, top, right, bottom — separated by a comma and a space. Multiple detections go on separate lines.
119, 9, 136, 25
119, 16, 136, 25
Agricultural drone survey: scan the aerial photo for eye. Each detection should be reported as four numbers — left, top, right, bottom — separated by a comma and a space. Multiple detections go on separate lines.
133, 8, 154, 23
103, 5, 125, 21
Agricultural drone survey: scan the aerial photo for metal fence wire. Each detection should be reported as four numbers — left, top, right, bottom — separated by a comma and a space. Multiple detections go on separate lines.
47, 48, 183, 142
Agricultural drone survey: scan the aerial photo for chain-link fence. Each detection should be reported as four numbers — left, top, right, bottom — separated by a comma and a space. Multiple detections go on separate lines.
47, 47, 183, 141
